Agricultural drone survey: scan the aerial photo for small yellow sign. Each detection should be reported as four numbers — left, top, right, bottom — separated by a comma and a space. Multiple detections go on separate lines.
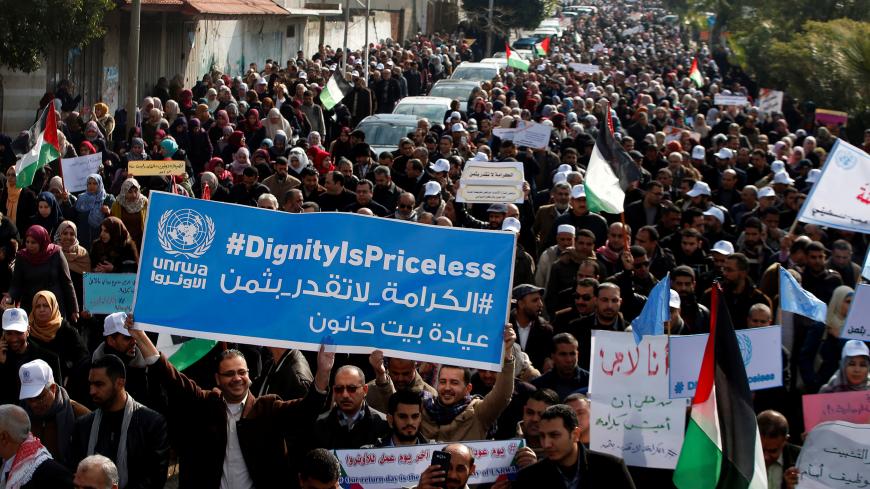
128, 160, 186, 176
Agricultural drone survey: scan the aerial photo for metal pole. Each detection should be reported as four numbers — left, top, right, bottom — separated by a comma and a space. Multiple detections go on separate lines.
363, 0, 370, 82
342, 0, 350, 71
126, 0, 141, 131
485, 0, 494, 57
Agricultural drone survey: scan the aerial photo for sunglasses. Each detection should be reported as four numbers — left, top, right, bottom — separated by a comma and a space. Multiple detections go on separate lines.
573, 293, 593, 301
398, 204, 413, 209
333, 384, 362, 394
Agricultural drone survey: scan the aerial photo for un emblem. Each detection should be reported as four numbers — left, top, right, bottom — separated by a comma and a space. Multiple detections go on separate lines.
157, 209, 215, 259
737, 332, 752, 367
836, 152, 857, 170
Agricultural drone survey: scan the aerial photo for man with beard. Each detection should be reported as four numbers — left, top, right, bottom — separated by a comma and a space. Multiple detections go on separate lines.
0, 308, 62, 404
312, 362, 390, 449
371, 390, 427, 447
511, 285, 554, 370
671, 266, 710, 334
634, 225, 676, 281
799, 241, 843, 304
262, 157, 300, 207
72, 354, 169, 489
366, 354, 436, 414
531, 333, 590, 400
516, 389, 560, 456
704, 253, 771, 328
596, 223, 630, 278
828, 239, 862, 288
372, 165, 404, 212
391, 192, 418, 221
566, 283, 626, 370
552, 278, 599, 335
544, 231, 599, 316
736, 217, 775, 282
416, 443, 477, 489
549, 185, 608, 248
533, 182, 572, 256
536, 225, 576, 289
18, 360, 91, 466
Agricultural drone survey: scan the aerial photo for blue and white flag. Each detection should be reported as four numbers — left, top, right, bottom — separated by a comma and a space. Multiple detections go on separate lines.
779, 266, 827, 323
796, 138, 870, 233
133, 192, 516, 370
630, 274, 670, 344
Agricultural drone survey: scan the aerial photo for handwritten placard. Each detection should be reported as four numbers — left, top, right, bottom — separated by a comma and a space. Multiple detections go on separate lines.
61, 153, 102, 193
589, 331, 686, 469
513, 122, 552, 149
802, 391, 870, 431
128, 160, 185, 176
456, 161, 525, 204
569, 63, 602, 74
796, 422, 870, 489
714, 94, 750, 106
841, 284, 870, 341
84, 273, 136, 314
758, 89, 784, 115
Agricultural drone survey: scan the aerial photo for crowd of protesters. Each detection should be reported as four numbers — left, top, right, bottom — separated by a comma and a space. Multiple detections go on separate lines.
0, 0, 869, 488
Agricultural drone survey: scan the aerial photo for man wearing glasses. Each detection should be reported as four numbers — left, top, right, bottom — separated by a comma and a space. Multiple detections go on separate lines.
310, 364, 390, 449
126, 315, 335, 489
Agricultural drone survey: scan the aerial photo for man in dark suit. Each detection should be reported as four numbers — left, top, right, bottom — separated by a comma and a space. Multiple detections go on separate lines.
510, 285, 554, 370
624, 181, 664, 234
513, 404, 636, 489
758, 410, 800, 489
532, 182, 572, 256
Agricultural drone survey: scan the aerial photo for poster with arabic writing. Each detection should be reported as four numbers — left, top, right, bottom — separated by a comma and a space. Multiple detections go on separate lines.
797, 139, 870, 234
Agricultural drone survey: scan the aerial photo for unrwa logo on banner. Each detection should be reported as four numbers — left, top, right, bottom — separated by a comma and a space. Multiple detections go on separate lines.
836, 151, 857, 170
157, 209, 215, 259
737, 332, 752, 367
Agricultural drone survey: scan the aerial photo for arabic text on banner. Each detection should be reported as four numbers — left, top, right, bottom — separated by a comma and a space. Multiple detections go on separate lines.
128, 160, 186, 176
668, 326, 783, 399
589, 331, 686, 469
802, 391, 870, 431
84, 273, 136, 314
713, 94, 750, 106
795, 422, 870, 489
841, 284, 870, 341
796, 139, 870, 233
335, 439, 524, 489
456, 161, 525, 204
133, 192, 516, 370
758, 89, 784, 115
60, 153, 102, 193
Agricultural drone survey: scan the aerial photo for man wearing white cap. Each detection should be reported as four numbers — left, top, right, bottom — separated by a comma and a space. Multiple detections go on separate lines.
683, 180, 712, 210
702, 206, 734, 246
549, 184, 609, 249
535, 225, 576, 289
503, 217, 536, 287
0, 308, 62, 405
19, 359, 90, 465
416, 181, 446, 218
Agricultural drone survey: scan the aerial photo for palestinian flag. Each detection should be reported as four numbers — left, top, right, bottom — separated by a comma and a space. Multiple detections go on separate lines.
319, 68, 352, 110
506, 44, 529, 72
673, 283, 768, 489
584, 106, 640, 213
689, 58, 704, 88
535, 37, 551, 56
15, 105, 61, 189
157, 334, 218, 371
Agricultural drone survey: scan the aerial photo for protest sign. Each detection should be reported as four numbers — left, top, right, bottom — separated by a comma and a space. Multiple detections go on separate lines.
589, 331, 686, 469
713, 94, 750, 106
662, 126, 682, 145
84, 273, 136, 314
60, 153, 102, 192
758, 89, 784, 115
492, 127, 516, 141
456, 162, 525, 204
513, 122, 552, 149
335, 439, 524, 488
128, 160, 186, 176
815, 108, 848, 127
802, 391, 870, 431
796, 422, 870, 489
569, 63, 602, 74
841, 284, 870, 341
796, 139, 870, 234
133, 192, 516, 370
669, 326, 783, 399
456, 184, 524, 204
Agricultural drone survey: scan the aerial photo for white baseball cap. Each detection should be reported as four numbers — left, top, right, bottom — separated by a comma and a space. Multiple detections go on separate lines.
450, 111, 462, 120
470, 152, 489, 162
842, 339, 869, 360
451, 123, 465, 132
571, 184, 586, 199
669, 289, 681, 309
502, 217, 522, 234
806, 168, 821, 184
298, 72, 307, 79
18, 359, 53, 400
691, 145, 706, 160
376, 63, 385, 70
2, 308, 28, 333
557, 224, 576, 235
715, 148, 733, 160
771, 161, 785, 173
558, 164, 572, 173
711, 240, 735, 256
773, 171, 794, 185
423, 181, 442, 197
553, 172, 568, 184
103, 312, 130, 337
757, 186, 776, 199
429, 159, 450, 173
686, 181, 711, 197
703, 207, 725, 224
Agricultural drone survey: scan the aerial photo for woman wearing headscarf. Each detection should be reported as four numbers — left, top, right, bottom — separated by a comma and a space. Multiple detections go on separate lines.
0, 209, 18, 293
30, 192, 64, 238
0, 134, 16, 168
55, 220, 90, 308
800, 285, 854, 392
186, 118, 213, 176
89, 216, 138, 274
135, 96, 155, 129
141, 107, 164, 149
221, 130, 247, 165
194, 103, 212, 128
0, 166, 38, 233
91, 103, 115, 144
270, 130, 290, 160
74, 174, 114, 248
178, 89, 195, 118
110, 178, 148, 250
83, 121, 107, 155
206, 157, 234, 189
241, 108, 266, 150
262, 108, 293, 141
287, 148, 311, 180
196, 171, 231, 202
29, 290, 88, 376
819, 340, 870, 393
229, 147, 252, 184
208, 110, 232, 148
306, 132, 332, 175
169, 116, 190, 152
164, 99, 180, 123
206, 88, 220, 114
7, 225, 78, 319
47, 177, 77, 222
127, 137, 149, 161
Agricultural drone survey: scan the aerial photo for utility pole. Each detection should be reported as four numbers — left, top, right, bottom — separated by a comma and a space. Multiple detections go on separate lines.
342, 0, 350, 71
363, 0, 370, 82
485, 0, 494, 57
126, 0, 141, 131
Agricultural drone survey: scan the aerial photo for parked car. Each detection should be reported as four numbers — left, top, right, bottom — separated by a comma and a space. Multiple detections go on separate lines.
392, 96, 455, 124
428, 80, 481, 112
354, 114, 420, 156
450, 62, 500, 82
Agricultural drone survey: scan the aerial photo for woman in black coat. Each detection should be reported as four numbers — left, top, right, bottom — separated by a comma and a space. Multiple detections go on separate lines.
7, 225, 78, 320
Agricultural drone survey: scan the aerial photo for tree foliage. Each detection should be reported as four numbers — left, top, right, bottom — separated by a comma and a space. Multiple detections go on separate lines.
0, 0, 115, 73
462, 0, 547, 34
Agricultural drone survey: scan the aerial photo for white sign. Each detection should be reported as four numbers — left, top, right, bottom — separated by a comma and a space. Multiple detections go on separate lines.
461, 162, 524, 184
513, 122, 552, 149
842, 284, 870, 341
456, 184, 524, 204
796, 421, 870, 489
758, 89, 784, 115
569, 63, 602, 74
335, 439, 523, 489
796, 139, 870, 234
668, 326, 783, 399
714, 94, 750, 106
589, 331, 686, 469
492, 127, 516, 141
456, 161, 525, 204
60, 152, 102, 193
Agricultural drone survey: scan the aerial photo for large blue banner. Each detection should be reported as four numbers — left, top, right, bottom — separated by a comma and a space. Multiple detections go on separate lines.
133, 192, 516, 370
